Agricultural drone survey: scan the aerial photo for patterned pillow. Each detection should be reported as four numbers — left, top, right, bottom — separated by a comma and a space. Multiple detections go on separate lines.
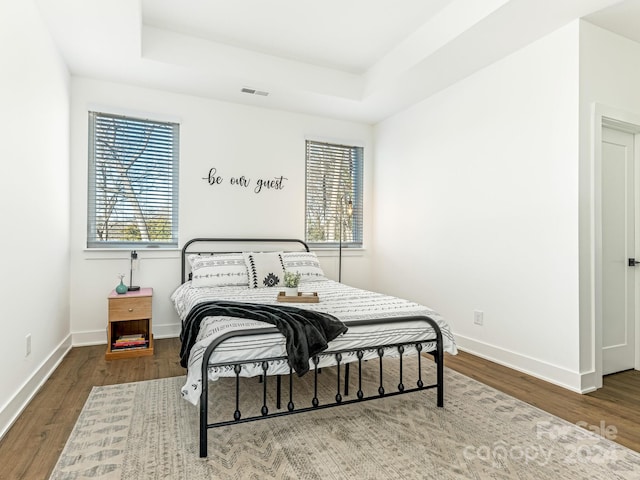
281, 251, 326, 282
188, 254, 249, 288
243, 252, 285, 288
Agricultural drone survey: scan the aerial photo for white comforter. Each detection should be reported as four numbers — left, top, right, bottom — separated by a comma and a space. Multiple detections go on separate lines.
171, 279, 457, 405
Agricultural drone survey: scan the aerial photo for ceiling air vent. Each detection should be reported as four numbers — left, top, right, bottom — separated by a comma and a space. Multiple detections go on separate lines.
241, 87, 269, 96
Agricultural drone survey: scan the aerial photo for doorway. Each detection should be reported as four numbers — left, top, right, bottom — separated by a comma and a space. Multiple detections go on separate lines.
601, 126, 636, 375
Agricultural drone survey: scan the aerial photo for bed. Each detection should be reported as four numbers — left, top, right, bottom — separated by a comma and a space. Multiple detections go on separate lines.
172, 238, 457, 457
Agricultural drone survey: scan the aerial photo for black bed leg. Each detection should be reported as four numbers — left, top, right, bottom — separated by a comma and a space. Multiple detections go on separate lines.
427, 342, 444, 407
344, 362, 350, 396
335, 353, 342, 403
312, 356, 320, 407
199, 379, 209, 458
436, 345, 444, 407
276, 375, 282, 409
261, 362, 269, 416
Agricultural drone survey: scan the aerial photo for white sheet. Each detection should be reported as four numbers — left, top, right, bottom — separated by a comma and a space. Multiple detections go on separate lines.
171, 279, 457, 405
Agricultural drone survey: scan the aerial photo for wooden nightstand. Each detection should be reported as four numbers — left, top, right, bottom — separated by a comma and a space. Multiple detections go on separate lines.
106, 288, 154, 360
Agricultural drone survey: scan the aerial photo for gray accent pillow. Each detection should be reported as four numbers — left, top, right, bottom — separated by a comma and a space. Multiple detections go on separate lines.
189, 254, 249, 287
281, 251, 326, 282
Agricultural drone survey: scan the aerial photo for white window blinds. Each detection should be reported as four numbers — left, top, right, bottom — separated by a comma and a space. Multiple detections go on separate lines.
305, 140, 363, 247
87, 111, 179, 248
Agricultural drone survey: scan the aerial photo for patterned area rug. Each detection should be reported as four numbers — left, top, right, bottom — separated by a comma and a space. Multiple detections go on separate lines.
50, 360, 640, 479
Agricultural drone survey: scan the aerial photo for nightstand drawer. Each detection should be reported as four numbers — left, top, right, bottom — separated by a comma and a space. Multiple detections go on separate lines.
109, 296, 152, 321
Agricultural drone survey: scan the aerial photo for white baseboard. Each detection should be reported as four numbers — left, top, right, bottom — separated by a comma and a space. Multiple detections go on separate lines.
0, 335, 72, 441
455, 334, 596, 394
579, 371, 598, 394
71, 329, 105, 346
153, 323, 181, 339
1, 323, 182, 442
72, 323, 181, 346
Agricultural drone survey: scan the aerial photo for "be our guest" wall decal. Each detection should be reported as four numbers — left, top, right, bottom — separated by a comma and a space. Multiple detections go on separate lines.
202, 167, 288, 194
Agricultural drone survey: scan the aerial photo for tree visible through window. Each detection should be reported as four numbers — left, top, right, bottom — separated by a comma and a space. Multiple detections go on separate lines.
87, 112, 179, 248
305, 140, 363, 247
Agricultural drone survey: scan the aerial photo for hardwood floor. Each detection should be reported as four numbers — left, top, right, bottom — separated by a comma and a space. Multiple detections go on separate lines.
1, 340, 639, 479
445, 351, 640, 453
0, 338, 184, 480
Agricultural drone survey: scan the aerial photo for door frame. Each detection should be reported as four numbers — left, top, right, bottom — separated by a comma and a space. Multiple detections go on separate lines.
593, 104, 640, 388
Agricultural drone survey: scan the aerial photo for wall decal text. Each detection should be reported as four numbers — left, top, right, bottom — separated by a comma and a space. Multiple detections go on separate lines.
202, 167, 288, 194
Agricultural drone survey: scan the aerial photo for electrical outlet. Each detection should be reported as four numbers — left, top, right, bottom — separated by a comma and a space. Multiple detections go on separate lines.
26, 334, 32, 356
474, 311, 484, 326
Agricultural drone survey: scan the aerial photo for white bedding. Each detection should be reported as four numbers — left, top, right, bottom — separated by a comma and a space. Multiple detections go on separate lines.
172, 279, 457, 405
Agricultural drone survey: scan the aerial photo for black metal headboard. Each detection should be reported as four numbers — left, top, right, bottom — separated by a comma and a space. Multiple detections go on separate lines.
180, 237, 310, 284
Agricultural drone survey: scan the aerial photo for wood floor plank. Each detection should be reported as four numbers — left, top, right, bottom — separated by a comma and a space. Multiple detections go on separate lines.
0, 340, 638, 479
0, 338, 184, 480
444, 351, 640, 452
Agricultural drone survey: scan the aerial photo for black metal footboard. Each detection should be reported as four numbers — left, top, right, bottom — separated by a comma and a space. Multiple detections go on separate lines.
198, 315, 444, 458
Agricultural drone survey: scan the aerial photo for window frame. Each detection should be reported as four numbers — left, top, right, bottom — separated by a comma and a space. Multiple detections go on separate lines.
304, 140, 363, 249
87, 111, 180, 249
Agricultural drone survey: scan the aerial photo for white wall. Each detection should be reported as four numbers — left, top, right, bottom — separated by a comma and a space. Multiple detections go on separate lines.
578, 20, 640, 389
0, 1, 70, 437
372, 22, 583, 390
4, 12, 625, 447
69, 78, 373, 344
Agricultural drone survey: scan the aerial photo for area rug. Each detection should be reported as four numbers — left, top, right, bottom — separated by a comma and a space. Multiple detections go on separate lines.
50, 360, 640, 479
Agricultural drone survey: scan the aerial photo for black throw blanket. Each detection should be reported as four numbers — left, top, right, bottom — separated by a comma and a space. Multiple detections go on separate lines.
179, 301, 348, 376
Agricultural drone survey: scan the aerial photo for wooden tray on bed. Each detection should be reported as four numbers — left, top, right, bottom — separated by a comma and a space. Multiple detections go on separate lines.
277, 292, 319, 303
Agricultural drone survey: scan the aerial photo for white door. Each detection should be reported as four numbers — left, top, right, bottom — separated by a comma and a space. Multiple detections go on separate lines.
602, 126, 636, 375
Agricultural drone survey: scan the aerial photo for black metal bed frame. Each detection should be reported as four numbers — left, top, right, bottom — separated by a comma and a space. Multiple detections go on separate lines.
180, 238, 445, 458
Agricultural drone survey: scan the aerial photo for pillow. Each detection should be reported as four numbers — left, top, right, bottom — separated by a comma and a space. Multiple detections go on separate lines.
188, 254, 249, 288
281, 251, 326, 282
243, 252, 285, 288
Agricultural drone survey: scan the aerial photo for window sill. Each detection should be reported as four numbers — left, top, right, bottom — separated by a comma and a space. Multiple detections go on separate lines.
83, 247, 366, 259
312, 248, 365, 258
83, 247, 181, 260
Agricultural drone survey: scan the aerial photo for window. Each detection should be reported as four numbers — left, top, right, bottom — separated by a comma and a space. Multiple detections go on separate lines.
305, 140, 363, 248
87, 111, 179, 248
